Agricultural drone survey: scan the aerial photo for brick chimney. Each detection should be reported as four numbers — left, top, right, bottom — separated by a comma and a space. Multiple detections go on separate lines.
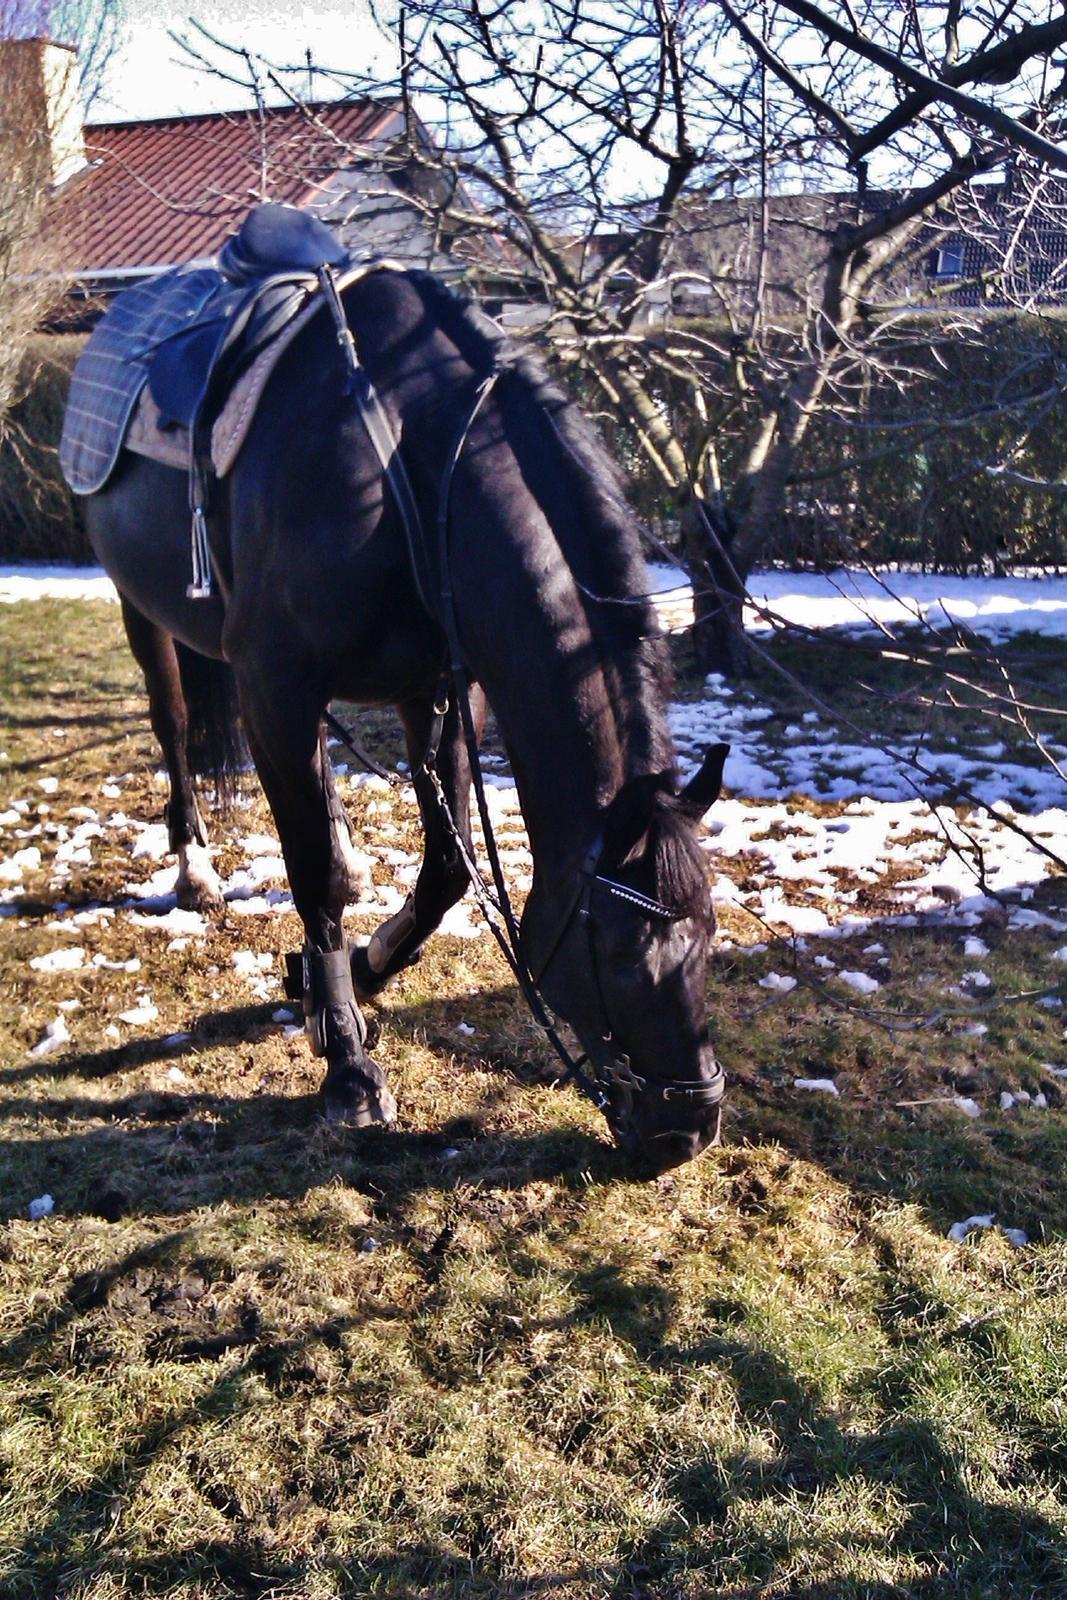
0, 36, 86, 187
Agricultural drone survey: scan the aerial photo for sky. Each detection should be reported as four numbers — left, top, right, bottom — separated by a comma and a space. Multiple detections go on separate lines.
95, 0, 397, 120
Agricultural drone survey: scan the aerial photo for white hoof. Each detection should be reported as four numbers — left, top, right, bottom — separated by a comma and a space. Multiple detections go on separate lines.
177, 841, 224, 911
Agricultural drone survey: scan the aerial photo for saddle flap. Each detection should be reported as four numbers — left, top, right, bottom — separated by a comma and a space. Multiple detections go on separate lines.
147, 316, 231, 429
148, 275, 317, 431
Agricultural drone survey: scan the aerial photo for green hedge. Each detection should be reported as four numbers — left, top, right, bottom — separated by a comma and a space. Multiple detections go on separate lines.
0, 334, 89, 564
777, 315, 1067, 572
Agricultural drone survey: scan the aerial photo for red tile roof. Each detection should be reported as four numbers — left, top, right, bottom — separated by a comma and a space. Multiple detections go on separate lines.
55, 98, 402, 273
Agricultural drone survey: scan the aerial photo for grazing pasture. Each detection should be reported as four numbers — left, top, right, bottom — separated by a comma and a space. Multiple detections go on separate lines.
3, 591, 1067, 1599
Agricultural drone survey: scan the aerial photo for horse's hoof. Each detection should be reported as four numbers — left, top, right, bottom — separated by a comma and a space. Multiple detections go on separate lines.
176, 879, 225, 914
322, 1080, 397, 1127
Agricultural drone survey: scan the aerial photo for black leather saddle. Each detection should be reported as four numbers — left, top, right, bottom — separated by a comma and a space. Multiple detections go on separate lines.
147, 204, 352, 431
61, 204, 355, 505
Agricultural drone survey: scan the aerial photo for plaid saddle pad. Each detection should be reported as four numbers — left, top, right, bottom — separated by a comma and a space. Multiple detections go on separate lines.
60, 267, 224, 495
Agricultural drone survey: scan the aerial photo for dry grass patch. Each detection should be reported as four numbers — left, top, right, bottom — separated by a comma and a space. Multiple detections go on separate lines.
2, 599, 1067, 1597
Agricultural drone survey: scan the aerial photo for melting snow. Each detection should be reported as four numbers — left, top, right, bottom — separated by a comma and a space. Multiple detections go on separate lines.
7, 562, 1067, 1018
29, 1015, 70, 1057
837, 970, 881, 994
117, 1002, 159, 1026
29, 946, 86, 973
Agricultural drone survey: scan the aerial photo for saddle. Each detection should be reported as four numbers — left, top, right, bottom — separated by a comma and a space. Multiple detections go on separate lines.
61, 204, 359, 592
149, 205, 350, 431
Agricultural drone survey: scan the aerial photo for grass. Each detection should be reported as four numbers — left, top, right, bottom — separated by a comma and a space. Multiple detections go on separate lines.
2, 599, 1067, 1598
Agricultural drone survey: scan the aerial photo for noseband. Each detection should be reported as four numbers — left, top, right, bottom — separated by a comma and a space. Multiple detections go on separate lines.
525, 835, 724, 1130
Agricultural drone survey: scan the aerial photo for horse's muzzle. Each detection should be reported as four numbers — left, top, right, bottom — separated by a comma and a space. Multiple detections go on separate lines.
614, 1102, 723, 1176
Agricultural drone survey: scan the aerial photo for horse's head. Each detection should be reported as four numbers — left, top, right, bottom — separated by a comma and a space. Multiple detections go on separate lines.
525, 745, 728, 1175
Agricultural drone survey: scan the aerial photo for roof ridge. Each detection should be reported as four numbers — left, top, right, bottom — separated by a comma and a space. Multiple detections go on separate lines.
85, 95, 399, 135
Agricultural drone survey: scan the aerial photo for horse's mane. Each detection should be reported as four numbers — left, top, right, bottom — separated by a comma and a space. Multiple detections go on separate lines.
405, 272, 676, 783
649, 794, 713, 924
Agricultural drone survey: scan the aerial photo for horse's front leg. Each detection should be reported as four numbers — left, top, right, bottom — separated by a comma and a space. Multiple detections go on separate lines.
237, 671, 395, 1126
351, 688, 482, 999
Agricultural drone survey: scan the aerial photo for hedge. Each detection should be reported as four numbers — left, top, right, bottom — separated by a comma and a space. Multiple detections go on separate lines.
0, 334, 89, 564
3, 317, 1066, 573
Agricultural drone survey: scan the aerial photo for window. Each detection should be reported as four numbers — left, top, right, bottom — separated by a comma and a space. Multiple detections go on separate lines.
930, 241, 965, 278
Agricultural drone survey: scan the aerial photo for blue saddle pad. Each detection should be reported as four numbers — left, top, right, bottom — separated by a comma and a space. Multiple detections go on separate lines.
61, 267, 224, 495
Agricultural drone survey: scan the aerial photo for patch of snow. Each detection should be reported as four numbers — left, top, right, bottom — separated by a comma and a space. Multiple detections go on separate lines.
29, 1015, 70, 1057
117, 1002, 159, 1026
92, 954, 140, 972
837, 970, 881, 994
29, 946, 86, 973
759, 972, 798, 992
127, 907, 206, 935
948, 1213, 995, 1242
0, 565, 117, 602
0, 845, 42, 882
231, 950, 274, 977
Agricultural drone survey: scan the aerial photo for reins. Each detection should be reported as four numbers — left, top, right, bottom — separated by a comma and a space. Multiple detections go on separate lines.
391, 364, 718, 1125
325, 276, 720, 1125
425, 370, 615, 1113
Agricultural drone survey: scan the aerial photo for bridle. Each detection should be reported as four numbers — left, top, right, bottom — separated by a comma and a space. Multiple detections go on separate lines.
536, 834, 724, 1127
335, 304, 724, 1133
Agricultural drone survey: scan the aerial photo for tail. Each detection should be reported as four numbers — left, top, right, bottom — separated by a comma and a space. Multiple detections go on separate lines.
175, 642, 245, 812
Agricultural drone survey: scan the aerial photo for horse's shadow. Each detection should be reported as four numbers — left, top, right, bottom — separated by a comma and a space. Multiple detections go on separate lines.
7, 969, 1067, 1252
2, 987, 623, 1224
3, 1210, 1064, 1598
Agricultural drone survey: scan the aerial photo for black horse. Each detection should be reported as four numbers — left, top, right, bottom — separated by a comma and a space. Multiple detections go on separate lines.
79, 262, 726, 1173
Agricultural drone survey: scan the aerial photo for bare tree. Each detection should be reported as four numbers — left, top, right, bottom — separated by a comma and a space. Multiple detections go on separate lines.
273, 0, 1067, 672
0, 1, 121, 461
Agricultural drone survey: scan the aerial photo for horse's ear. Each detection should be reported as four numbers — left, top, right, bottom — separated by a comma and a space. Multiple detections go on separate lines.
601, 771, 671, 864
677, 743, 729, 821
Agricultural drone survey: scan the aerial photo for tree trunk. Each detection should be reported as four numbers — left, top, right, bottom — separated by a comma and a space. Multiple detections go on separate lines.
680, 494, 750, 677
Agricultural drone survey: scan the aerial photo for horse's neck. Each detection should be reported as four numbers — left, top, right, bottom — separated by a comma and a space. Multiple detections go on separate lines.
500, 665, 626, 878
460, 531, 660, 888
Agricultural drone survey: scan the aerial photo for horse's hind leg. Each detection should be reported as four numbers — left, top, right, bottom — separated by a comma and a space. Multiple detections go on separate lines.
119, 596, 223, 911
236, 670, 395, 1126
321, 727, 373, 904
352, 690, 481, 998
